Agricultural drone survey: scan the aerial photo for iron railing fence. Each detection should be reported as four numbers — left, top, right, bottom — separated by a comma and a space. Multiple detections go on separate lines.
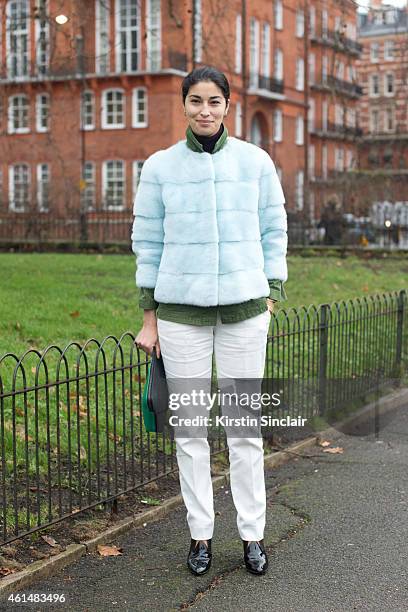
0, 291, 407, 545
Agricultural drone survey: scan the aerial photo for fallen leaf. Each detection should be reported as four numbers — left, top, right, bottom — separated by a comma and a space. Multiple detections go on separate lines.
362, 285, 369, 292
318, 440, 331, 447
69, 311, 80, 318
0, 567, 17, 576
97, 544, 123, 557
323, 447, 344, 454
41, 535, 59, 548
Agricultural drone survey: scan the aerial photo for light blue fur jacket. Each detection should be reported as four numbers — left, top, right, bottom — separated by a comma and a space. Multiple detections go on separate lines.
131, 136, 287, 307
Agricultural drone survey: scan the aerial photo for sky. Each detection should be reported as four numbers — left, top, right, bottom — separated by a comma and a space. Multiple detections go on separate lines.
357, 0, 407, 8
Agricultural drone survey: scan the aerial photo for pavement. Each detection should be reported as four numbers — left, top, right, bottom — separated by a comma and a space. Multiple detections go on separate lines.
3, 401, 408, 612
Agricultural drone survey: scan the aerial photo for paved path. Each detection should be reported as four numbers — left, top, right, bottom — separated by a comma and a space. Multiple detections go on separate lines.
4, 402, 408, 612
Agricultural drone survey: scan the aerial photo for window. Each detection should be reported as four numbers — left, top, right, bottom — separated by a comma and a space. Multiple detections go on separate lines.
6, 0, 30, 79
385, 9, 396, 24
370, 42, 380, 62
146, 0, 161, 71
193, 0, 202, 62
335, 103, 343, 126
235, 14, 242, 74
308, 98, 315, 132
347, 65, 355, 82
115, 0, 141, 72
370, 74, 380, 97
322, 99, 328, 131
274, 0, 283, 30
274, 108, 283, 142
81, 91, 95, 130
346, 107, 356, 128
334, 16, 340, 32
348, 24, 356, 40
384, 72, 395, 96
102, 89, 125, 128
296, 9, 304, 37
335, 148, 344, 171
132, 87, 148, 127
35, 0, 50, 76
322, 10, 328, 37
296, 58, 304, 91
309, 53, 315, 85
8, 95, 29, 133
309, 6, 316, 37
346, 150, 354, 170
308, 144, 315, 179
295, 171, 304, 210
322, 55, 328, 84
36, 93, 49, 132
370, 108, 380, 133
235, 101, 242, 137
384, 107, 395, 132
322, 144, 328, 179
9, 164, 30, 212
261, 23, 270, 77
296, 115, 304, 145
249, 18, 260, 87
274, 48, 283, 81
96, 0, 111, 74
102, 160, 125, 210
384, 40, 394, 61
132, 160, 144, 201
37, 163, 50, 212
336, 61, 344, 80
81, 162, 96, 210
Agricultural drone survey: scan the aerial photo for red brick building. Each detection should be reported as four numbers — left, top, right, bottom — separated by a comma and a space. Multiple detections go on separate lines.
356, 1, 408, 206
0, 0, 362, 243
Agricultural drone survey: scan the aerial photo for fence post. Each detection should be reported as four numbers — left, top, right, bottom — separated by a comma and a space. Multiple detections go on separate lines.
318, 303, 329, 416
395, 289, 406, 373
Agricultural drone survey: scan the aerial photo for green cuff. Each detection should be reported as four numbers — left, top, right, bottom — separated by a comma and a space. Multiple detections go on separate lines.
138, 287, 158, 310
268, 279, 287, 302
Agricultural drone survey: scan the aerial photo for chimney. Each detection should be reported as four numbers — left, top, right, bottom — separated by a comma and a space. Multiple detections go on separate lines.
370, 0, 383, 8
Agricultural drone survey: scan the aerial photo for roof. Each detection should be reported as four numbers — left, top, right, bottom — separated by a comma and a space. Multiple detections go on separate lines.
358, 7, 407, 37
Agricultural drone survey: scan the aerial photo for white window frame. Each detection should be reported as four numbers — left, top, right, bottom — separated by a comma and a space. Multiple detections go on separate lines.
35, 0, 50, 76
193, 0, 202, 63
309, 53, 315, 85
370, 108, 380, 133
274, 108, 283, 142
6, 0, 30, 79
274, 0, 283, 30
308, 98, 315, 132
296, 9, 304, 38
370, 42, 380, 62
308, 144, 315, 179
322, 55, 328, 84
132, 160, 144, 202
9, 163, 31, 212
295, 170, 304, 210
322, 10, 328, 38
115, 0, 141, 73
37, 163, 50, 212
296, 115, 304, 145
336, 61, 344, 80
335, 148, 344, 172
322, 144, 328, 179
8, 94, 30, 134
96, 0, 111, 74
370, 73, 380, 97
322, 99, 328, 131
235, 14, 242, 74
384, 40, 394, 61
335, 103, 343, 126
384, 72, 395, 97
346, 149, 353, 170
384, 107, 395, 132
235, 101, 243, 137
146, 0, 162, 71
296, 57, 304, 91
81, 90, 96, 130
101, 88, 125, 129
81, 161, 96, 211
274, 48, 283, 81
132, 87, 148, 128
102, 160, 126, 211
309, 6, 316, 37
249, 17, 260, 88
36, 92, 50, 132
261, 22, 270, 78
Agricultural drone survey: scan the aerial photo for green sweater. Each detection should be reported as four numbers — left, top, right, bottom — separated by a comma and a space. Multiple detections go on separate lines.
138, 125, 287, 325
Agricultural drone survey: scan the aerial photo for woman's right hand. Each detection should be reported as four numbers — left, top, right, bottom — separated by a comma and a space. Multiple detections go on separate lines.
135, 310, 161, 357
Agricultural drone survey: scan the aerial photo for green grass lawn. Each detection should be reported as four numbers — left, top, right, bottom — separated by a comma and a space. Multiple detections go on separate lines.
1, 252, 407, 355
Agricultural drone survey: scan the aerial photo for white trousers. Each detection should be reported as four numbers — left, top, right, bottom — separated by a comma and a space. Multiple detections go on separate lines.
157, 309, 271, 541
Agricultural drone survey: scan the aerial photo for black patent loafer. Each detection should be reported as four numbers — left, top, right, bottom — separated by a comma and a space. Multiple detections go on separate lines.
243, 539, 268, 575
187, 538, 212, 576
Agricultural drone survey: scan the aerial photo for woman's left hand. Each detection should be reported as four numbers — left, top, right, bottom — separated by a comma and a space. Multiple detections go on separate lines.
266, 298, 276, 313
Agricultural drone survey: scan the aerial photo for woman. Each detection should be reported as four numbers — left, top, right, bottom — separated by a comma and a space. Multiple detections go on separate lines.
131, 66, 288, 576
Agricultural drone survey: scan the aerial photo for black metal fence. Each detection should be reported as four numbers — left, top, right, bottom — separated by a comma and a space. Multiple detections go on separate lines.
0, 291, 407, 545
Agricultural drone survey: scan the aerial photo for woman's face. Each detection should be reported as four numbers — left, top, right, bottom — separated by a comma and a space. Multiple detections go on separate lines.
184, 80, 230, 136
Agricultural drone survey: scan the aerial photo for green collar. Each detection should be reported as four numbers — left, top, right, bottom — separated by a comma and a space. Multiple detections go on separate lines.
186, 124, 229, 154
